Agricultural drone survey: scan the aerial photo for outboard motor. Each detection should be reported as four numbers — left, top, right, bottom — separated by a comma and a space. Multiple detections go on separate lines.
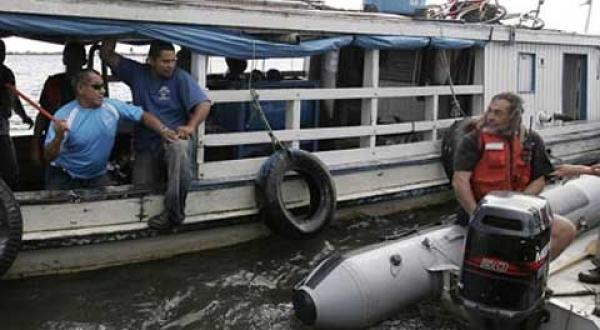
460, 191, 551, 329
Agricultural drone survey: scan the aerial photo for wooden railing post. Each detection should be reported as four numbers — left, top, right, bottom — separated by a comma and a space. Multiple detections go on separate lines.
286, 99, 302, 149
361, 49, 379, 150
191, 53, 207, 179
424, 94, 439, 141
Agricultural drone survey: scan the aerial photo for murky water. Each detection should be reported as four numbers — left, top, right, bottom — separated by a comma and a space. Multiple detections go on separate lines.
0, 203, 462, 330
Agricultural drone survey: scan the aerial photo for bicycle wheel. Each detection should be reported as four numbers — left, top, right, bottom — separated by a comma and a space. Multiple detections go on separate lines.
458, 4, 506, 24
423, 5, 445, 20
518, 11, 545, 30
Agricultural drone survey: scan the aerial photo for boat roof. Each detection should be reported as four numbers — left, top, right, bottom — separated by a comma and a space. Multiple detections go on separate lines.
0, 0, 599, 48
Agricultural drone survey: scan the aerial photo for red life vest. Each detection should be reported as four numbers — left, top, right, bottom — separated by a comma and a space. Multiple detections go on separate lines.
471, 131, 532, 202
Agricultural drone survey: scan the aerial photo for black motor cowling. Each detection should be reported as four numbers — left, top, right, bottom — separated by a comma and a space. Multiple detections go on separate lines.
459, 191, 552, 328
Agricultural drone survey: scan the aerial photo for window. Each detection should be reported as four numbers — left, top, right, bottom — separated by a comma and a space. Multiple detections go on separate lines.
517, 53, 535, 93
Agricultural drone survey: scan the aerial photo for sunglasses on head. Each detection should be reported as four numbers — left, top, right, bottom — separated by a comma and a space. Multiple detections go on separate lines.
90, 83, 105, 91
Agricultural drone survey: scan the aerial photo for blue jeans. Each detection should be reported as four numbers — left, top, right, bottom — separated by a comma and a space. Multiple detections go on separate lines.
133, 140, 193, 224
45, 165, 112, 190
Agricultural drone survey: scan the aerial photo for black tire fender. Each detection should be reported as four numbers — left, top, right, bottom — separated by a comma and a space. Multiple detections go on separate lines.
255, 149, 336, 239
0, 178, 22, 276
441, 118, 477, 180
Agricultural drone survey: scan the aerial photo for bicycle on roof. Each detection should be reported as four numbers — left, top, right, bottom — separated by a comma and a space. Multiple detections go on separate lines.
500, 0, 545, 30
424, 0, 507, 24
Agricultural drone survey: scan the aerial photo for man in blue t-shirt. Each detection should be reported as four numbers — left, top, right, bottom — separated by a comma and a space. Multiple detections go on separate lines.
101, 39, 211, 230
45, 69, 177, 190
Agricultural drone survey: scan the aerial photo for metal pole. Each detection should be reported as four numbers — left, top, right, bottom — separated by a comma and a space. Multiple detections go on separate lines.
586, 0, 594, 33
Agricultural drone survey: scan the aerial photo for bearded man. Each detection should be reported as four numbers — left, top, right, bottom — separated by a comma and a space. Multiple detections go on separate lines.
452, 92, 575, 260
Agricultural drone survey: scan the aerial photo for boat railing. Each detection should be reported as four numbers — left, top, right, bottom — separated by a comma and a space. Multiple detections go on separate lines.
201, 84, 484, 180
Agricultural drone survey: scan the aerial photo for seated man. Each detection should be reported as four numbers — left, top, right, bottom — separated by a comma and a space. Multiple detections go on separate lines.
101, 39, 211, 230
452, 92, 576, 260
44, 69, 176, 190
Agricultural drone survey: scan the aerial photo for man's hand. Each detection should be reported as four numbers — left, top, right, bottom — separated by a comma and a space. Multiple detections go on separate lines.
176, 125, 195, 139
100, 39, 120, 68
589, 164, 600, 176
44, 119, 69, 162
53, 119, 69, 138
22, 115, 34, 129
160, 127, 179, 143
101, 39, 116, 53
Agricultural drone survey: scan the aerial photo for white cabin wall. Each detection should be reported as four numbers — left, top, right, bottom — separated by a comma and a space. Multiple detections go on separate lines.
485, 42, 600, 125
484, 42, 518, 109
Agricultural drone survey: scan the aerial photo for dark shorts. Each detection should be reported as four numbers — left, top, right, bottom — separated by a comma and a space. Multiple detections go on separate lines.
0, 135, 18, 188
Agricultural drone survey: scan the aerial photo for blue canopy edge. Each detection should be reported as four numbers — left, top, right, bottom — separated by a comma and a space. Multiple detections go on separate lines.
0, 13, 484, 58
354, 35, 484, 50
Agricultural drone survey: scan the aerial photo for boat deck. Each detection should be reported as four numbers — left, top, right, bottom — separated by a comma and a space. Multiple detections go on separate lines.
545, 230, 600, 329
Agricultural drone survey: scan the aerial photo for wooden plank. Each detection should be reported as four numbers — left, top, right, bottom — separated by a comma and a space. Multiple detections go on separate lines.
201, 140, 440, 179
22, 198, 142, 232
203, 126, 373, 146
202, 157, 267, 179
202, 118, 458, 147
333, 161, 447, 201
208, 85, 484, 103
8, 222, 270, 279
540, 122, 600, 138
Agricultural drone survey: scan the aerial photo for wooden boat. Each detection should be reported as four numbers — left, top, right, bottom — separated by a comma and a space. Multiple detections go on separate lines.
1, 0, 600, 280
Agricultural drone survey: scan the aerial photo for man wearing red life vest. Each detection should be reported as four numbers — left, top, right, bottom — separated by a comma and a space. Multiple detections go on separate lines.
452, 92, 576, 260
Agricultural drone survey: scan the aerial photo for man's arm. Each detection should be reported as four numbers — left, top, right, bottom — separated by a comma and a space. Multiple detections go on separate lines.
12, 92, 33, 128
176, 101, 211, 139
141, 112, 178, 143
100, 39, 121, 69
552, 164, 597, 177
31, 114, 49, 162
452, 171, 478, 216
523, 175, 545, 195
44, 120, 68, 161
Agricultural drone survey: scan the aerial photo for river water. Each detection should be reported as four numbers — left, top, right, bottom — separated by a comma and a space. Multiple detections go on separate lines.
1, 54, 461, 330
0, 203, 462, 330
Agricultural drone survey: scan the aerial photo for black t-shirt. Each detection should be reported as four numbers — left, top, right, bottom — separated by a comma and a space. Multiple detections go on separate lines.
453, 130, 553, 181
0, 65, 15, 119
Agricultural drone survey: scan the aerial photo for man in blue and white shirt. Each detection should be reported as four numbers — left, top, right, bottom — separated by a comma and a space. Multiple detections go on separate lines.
45, 69, 177, 190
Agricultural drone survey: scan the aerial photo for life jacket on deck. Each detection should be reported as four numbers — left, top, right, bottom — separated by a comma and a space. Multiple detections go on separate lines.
471, 131, 532, 202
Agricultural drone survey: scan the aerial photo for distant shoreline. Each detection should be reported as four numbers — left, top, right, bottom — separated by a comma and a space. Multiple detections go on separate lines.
6, 52, 145, 56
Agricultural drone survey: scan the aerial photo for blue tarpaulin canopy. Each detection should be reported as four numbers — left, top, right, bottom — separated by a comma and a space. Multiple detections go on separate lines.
0, 13, 484, 58
354, 35, 484, 50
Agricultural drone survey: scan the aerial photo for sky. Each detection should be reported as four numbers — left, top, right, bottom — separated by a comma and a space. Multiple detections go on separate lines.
4, 0, 599, 52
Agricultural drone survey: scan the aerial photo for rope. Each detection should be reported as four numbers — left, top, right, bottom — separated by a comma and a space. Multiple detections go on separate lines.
440, 50, 467, 118
249, 90, 287, 151
246, 41, 287, 152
